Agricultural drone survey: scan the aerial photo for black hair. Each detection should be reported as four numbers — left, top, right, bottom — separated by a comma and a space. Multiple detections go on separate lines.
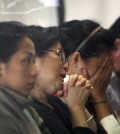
110, 17, 120, 38
5, 21, 26, 26
27, 25, 61, 57
59, 20, 115, 60
0, 21, 27, 63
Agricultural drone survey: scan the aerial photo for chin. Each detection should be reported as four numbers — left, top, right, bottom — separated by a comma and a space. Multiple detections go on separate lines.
47, 86, 60, 95
114, 65, 120, 74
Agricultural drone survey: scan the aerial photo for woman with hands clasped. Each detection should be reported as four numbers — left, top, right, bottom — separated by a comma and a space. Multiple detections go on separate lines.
27, 26, 95, 134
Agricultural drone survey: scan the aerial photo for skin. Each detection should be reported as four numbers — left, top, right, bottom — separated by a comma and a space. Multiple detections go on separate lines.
67, 51, 110, 78
64, 74, 92, 128
32, 42, 68, 103
0, 37, 38, 97
60, 50, 114, 132
32, 42, 93, 129
68, 51, 117, 120
113, 38, 120, 75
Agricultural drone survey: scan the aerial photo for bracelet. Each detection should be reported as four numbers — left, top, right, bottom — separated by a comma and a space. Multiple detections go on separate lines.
92, 100, 107, 105
87, 115, 93, 122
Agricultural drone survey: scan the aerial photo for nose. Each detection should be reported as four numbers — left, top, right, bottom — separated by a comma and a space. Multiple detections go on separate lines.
31, 63, 38, 77
63, 60, 69, 72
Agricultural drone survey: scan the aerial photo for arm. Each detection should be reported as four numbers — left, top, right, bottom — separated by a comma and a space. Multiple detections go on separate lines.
90, 57, 120, 134
64, 74, 93, 130
0, 117, 21, 134
59, 74, 98, 133
85, 108, 97, 133
90, 57, 113, 120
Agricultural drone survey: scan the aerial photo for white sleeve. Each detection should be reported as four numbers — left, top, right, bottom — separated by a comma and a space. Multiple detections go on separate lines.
100, 115, 120, 134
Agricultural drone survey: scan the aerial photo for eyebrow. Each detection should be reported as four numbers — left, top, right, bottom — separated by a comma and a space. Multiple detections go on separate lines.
22, 52, 36, 57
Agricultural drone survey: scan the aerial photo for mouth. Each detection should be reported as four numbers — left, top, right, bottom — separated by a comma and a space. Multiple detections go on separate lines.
59, 73, 66, 79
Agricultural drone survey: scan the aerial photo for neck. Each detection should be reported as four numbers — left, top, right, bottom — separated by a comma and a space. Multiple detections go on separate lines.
31, 87, 53, 109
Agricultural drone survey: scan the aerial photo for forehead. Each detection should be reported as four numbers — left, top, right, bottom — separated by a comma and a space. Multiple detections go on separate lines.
87, 53, 110, 65
17, 37, 35, 54
50, 42, 63, 50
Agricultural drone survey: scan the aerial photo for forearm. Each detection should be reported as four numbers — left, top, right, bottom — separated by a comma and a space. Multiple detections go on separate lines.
85, 108, 97, 133
69, 106, 89, 128
91, 94, 111, 121
93, 101, 111, 121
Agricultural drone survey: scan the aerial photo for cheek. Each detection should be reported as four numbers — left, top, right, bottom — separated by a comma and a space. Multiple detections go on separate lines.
45, 61, 62, 79
87, 66, 99, 78
38, 62, 62, 91
6, 66, 29, 87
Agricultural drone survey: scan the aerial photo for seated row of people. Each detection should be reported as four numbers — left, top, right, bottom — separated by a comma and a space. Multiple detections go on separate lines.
0, 19, 119, 134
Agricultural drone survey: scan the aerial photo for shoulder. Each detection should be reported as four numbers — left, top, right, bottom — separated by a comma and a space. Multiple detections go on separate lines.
0, 114, 21, 134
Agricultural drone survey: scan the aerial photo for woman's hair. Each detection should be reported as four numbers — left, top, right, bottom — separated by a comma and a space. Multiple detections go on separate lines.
0, 21, 27, 63
27, 25, 61, 57
59, 20, 115, 60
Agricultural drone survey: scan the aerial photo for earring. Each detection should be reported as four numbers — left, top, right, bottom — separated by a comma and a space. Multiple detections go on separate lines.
74, 64, 77, 68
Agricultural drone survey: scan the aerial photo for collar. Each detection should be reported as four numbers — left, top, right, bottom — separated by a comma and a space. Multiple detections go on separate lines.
0, 85, 32, 109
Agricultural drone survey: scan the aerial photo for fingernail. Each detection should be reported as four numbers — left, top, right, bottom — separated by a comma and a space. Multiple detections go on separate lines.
73, 74, 78, 78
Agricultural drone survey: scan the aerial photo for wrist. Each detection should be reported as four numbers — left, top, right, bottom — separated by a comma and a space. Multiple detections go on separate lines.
90, 94, 107, 103
92, 100, 107, 106
87, 115, 94, 122
69, 105, 85, 112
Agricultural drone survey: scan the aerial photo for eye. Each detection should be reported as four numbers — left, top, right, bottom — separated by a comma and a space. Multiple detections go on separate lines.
23, 56, 35, 64
23, 57, 31, 63
32, 57, 36, 63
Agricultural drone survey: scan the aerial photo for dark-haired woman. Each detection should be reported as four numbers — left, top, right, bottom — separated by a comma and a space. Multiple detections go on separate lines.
54, 20, 120, 134
28, 26, 94, 134
0, 22, 43, 134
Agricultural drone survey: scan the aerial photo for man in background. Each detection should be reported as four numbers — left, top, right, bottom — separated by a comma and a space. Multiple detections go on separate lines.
107, 17, 120, 119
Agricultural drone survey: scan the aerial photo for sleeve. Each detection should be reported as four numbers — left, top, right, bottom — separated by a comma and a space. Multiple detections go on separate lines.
100, 114, 120, 134
0, 127, 19, 134
72, 127, 94, 134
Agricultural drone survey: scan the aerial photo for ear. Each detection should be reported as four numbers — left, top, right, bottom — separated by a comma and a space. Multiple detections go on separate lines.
67, 52, 87, 75
72, 51, 82, 67
68, 52, 80, 68
0, 62, 7, 78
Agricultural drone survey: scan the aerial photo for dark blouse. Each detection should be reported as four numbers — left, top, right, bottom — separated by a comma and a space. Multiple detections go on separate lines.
32, 96, 104, 134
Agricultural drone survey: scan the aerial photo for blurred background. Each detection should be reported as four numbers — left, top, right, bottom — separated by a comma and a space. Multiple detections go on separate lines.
0, 0, 120, 28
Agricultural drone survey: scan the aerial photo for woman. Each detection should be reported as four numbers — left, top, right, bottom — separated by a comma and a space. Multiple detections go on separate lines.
27, 26, 94, 134
0, 21, 44, 134
56, 20, 120, 134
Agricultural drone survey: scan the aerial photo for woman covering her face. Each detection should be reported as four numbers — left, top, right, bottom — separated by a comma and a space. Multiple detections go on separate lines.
27, 26, 94, 134
55, 20, 120, 134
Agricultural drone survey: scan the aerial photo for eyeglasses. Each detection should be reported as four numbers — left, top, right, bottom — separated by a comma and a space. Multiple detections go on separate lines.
44, 49, 67, 64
